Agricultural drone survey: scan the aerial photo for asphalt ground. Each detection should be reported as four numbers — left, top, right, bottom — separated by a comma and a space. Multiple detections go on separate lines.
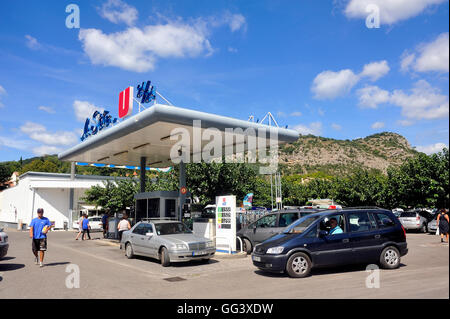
0, 229, 448, 299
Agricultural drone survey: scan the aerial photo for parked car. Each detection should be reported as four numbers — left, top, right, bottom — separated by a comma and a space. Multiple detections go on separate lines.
72, 216, 103, 232
0, 228, 9, 259
392, 208, 404, 218
398, 210, 433, 232
427, 213, 439, 234
237, 208, 320, 254
120, 219, 215, 267
251, 208, 408, 278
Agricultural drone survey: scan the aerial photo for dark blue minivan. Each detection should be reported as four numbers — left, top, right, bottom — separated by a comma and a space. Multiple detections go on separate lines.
251, 208, 408, 278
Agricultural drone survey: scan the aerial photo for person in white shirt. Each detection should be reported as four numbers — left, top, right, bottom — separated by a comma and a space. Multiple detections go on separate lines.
117, 215, 131, 241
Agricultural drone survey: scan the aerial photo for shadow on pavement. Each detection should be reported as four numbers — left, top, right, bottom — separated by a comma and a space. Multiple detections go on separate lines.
0, 263, 25, 272
44, 262, 71, 267
0, 256, 16, 261
254, 263, 407, 278
133, 255, 219, 267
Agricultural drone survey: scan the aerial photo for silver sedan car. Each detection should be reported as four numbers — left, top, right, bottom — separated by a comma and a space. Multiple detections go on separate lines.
120, 220, 215, 267
0, 228, 9, 259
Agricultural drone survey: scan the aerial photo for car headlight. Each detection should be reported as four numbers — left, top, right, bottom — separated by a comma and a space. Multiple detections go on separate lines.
206, 241, 214, 248
174, 244, 188, 250
266, 246, 284, 254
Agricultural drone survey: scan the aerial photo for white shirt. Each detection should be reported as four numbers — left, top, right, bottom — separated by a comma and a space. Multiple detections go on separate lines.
118, 219, 130, 231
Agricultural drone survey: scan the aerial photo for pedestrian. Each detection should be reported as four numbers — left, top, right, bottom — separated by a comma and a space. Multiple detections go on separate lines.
117, 214, 131, 241
75, 211, 84, 240
101, 212, 109, 238
437, 209, 449, 243
81, 214, 91, 240
29, 208, 52, 267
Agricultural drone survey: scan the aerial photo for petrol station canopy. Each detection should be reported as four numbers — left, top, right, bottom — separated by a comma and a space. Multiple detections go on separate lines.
58, 104, 299, 168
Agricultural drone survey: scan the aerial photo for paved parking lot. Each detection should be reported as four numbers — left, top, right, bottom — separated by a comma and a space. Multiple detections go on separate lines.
0, 229, 448, 299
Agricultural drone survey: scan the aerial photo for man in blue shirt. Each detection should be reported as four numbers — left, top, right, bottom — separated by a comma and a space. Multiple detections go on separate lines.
101, 213, 109, 238
29, 208, 52, 267
81, 214, 91, 240
329, 218, 344, 235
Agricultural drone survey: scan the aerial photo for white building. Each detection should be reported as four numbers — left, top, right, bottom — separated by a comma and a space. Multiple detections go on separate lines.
0, 172, 122, 229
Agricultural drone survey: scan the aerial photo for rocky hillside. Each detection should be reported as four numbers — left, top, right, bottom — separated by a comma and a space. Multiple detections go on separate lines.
279, 132, 419, 176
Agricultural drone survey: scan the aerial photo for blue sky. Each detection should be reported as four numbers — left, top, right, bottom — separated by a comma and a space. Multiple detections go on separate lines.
0, 0, 448, 162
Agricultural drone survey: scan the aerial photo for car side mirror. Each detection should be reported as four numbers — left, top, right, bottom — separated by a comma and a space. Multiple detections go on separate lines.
145, 232, 153, 237
319, 230, 329, 238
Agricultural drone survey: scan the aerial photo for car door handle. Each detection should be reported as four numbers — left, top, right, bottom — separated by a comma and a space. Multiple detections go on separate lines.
131, 235, 134, 238
374, 234, 381, 239
342, 239, 349, 243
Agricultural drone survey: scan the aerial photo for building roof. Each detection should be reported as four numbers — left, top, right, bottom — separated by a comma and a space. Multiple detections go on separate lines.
58, 104, 299, 167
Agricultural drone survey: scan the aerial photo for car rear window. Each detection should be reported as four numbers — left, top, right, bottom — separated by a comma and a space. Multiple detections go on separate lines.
400, 212, 417, 218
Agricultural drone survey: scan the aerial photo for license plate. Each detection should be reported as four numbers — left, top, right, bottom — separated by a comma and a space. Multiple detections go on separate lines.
253, 256, 261, 262
193, 250, 207, 256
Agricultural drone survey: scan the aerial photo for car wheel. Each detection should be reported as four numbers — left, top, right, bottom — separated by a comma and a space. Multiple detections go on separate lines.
286, 252, 312, 278
380, 246, 400, 269
125, 243, 134, 259
160, 247, 170, 267
242, 238, 252, 254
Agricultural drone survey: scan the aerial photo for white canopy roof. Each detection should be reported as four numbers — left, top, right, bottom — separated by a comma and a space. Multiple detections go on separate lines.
59, 104, 299, 168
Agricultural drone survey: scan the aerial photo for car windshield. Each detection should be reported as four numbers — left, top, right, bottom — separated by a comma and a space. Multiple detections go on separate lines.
283, 215, 320, 234
400, 212, 417, 217
155, 222, 192, 235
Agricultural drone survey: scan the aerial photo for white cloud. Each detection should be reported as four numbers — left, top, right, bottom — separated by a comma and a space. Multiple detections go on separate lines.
331, 123, 342, 131
400, 53, 416, 72
78, 22, 213, 72
0, 85, 6, 108
294, 122, 322, 136
344, 0, 447, 25
0, 136, 33, 151
371, 121, 385, 129
25, 35, 41, 50
38, 106, 55, 114
318, 108, 325, 116
360, 60, 390, 81
290, 111, 302, 117
415, 142, 448, 154
32, 145, 64, 156
390, 80, 449, 120
73, 100, 103, 122
20, 121, 77, 146
414, 32, 449, 73
397, 119, 415, 127
311, 69, 360, 99
98, 0, 138, 26
226, 13, 247, 32
228, 47, 238, 53
357, 85, 390, 108
276, 111, 287, 118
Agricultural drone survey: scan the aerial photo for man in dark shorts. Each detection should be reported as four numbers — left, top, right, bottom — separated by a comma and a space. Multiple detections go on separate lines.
29, 208, 52, 267
101, 212, 109, 238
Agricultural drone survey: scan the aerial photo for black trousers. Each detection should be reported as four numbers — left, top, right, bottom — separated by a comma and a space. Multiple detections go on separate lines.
82, 229, 91, 240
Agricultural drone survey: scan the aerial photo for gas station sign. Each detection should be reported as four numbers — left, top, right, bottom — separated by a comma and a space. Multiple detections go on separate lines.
215, 195, 237, 253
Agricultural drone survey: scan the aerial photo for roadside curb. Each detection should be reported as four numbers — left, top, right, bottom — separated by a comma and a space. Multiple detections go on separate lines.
97, 239, 120, 247
212, 252, 248, 259
96, 239, 248, 259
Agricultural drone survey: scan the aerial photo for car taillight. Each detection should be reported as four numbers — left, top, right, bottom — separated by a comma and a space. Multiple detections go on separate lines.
416, 216, 420, 221
329, 205, 336, 209
401, 225, 406, 238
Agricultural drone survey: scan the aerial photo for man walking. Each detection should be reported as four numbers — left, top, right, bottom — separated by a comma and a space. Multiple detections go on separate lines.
81, 214, 91, 240
29, 208, 52, 267
101, 212, 109, 238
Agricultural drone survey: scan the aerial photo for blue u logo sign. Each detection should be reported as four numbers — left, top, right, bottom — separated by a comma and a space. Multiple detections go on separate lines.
81, 110, 118, 141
